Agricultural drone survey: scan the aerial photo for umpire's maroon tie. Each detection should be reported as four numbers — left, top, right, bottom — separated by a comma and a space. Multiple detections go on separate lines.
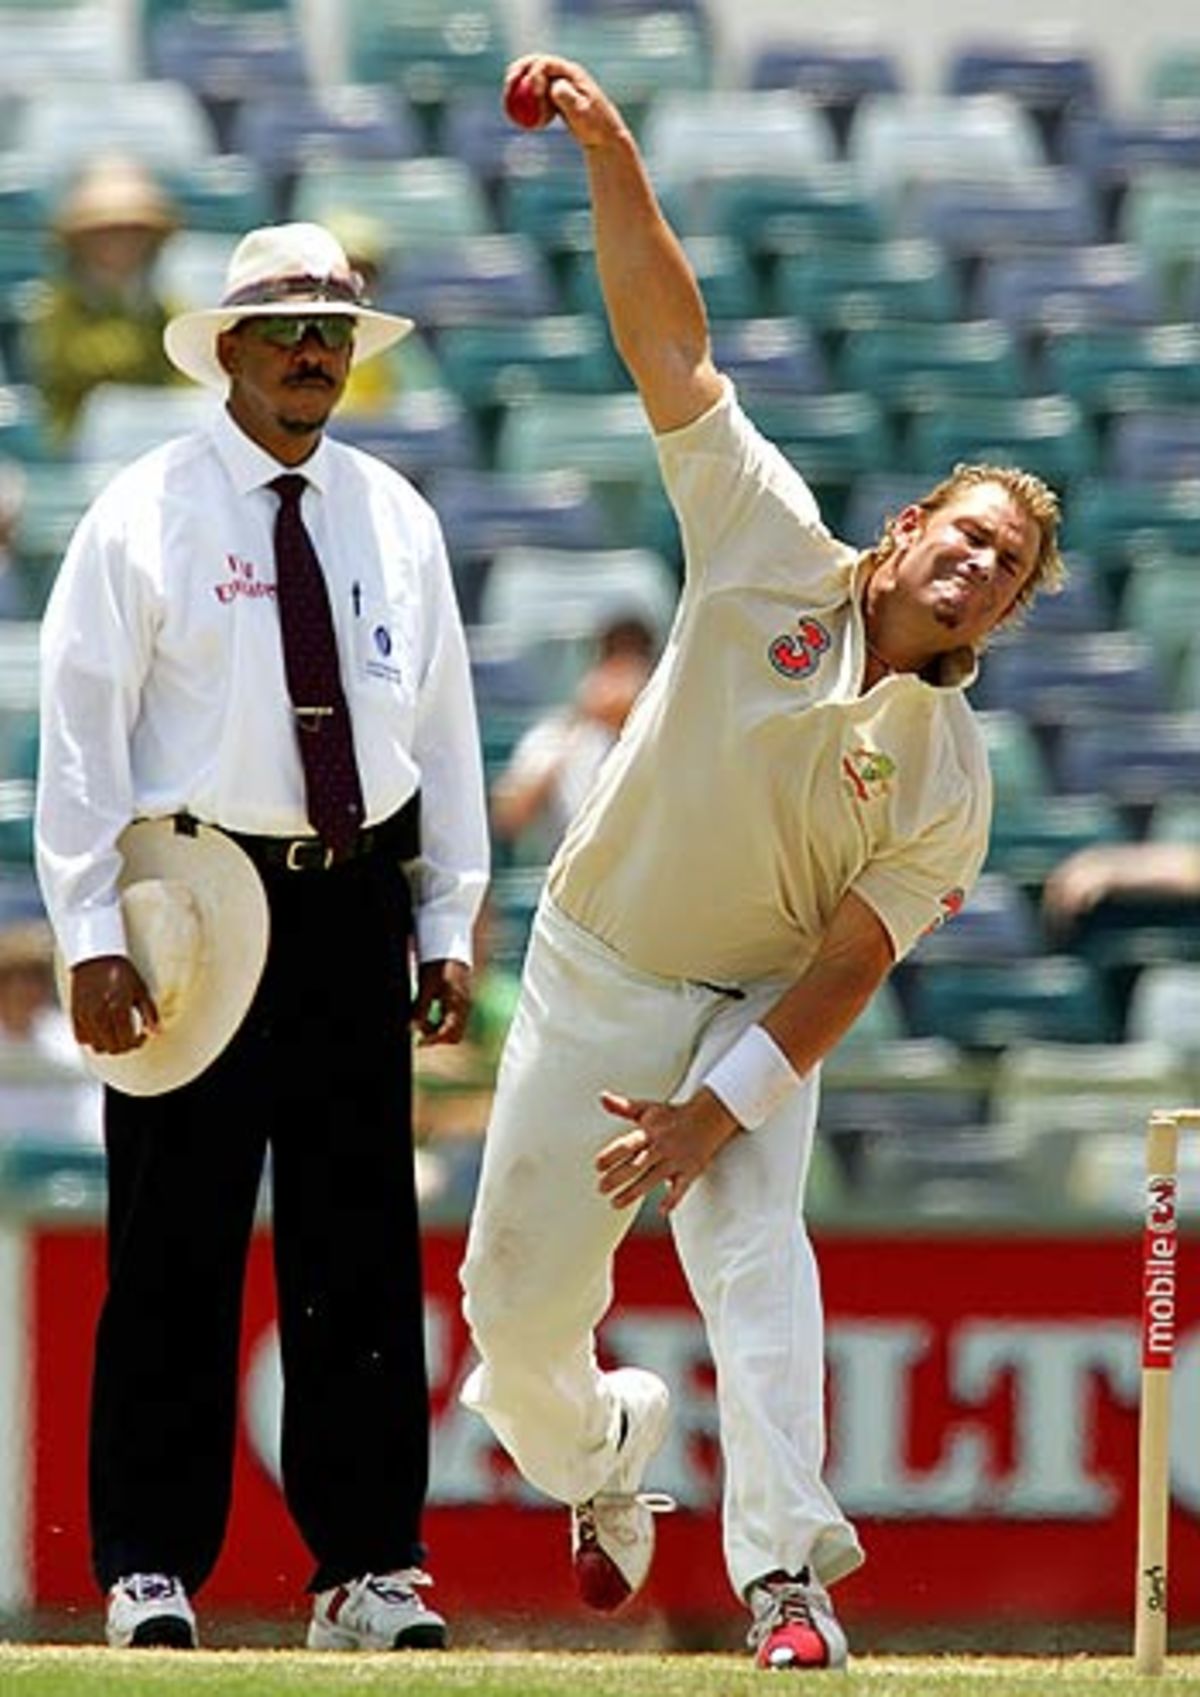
270, 472, 365, 859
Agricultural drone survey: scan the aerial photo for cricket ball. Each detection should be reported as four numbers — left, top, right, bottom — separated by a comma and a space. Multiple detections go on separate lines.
504, 72, 548, 130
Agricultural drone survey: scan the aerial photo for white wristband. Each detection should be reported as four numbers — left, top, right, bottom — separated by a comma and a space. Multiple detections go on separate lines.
703, 1024, 799, 1130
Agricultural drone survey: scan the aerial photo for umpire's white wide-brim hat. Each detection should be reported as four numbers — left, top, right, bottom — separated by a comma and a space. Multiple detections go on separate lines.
57, 818, 271, 1097
164, 220, 413, 392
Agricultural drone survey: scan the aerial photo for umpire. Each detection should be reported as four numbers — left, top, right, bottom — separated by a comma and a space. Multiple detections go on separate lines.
35, 223, 488, 1651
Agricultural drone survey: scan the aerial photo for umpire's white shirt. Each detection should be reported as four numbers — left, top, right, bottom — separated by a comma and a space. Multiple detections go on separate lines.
549, 383, 992, 984
37, 405, 488, 969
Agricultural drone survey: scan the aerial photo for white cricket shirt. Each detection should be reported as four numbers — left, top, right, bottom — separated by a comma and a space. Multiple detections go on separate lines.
37, 405, 488, 968
548, 384, 991, 984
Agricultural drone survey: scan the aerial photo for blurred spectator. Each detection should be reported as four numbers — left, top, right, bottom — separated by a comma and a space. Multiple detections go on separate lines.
324, 210, 445, 416
0, 916, 100, 1143
26, 153, 184, 445
490, 611, 658, 860
1043, 841, 1200, 929
0, 458, 28, 617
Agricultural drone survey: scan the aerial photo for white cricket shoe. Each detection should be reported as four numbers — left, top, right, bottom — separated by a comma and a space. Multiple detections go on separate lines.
306, 1568, 447, 1650
105, 1573, 197, 1649
571, 1366, 674, 1612
747, 1568, 849, 1670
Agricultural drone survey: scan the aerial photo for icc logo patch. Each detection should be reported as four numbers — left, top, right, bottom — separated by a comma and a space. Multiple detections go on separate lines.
768, 616, 831, 680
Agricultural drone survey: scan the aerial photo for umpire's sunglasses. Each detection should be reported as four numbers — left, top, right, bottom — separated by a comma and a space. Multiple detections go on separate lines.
240, 314, 357, 351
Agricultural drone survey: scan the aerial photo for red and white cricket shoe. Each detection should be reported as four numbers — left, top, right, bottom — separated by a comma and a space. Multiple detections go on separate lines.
747, 1568, 848, 1671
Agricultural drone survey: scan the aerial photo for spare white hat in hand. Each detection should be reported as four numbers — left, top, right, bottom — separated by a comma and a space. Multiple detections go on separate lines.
58, 818, 270, 1097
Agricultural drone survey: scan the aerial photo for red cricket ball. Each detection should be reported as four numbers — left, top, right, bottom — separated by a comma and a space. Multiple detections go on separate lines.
504, 73, 546, 130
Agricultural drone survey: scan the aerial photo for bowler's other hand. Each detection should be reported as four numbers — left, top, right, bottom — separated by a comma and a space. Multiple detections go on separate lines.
414, 958, 472, 1047
596, 1088, 740, 1215
502, 54, 628, 149
71, 954, 159, 1054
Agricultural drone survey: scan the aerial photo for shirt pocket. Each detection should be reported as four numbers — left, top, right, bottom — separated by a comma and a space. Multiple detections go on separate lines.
354, 589, 418, 701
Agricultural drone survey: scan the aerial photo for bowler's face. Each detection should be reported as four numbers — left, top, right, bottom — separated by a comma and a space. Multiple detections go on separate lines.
217, 320, 352, 463
890, 483, 1042, 649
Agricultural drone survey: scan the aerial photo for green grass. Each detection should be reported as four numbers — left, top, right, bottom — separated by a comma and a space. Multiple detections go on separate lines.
3, 1649, 1200, 1696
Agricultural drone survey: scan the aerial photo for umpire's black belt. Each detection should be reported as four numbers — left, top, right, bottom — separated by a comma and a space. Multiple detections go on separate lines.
178, 793, 421, 875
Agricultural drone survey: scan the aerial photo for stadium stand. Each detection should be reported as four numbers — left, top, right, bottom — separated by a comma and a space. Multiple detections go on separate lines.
3, 0, 1200, 1221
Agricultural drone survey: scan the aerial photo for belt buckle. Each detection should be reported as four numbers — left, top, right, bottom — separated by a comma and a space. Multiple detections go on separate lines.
285, 837, 334, 872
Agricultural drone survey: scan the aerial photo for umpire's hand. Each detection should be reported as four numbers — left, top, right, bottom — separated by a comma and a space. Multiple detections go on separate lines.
71, 955, 159, 1054
414, 958, 473, 1046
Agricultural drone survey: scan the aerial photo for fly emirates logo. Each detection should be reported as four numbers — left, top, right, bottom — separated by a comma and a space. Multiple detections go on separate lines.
214, 553, 276, 605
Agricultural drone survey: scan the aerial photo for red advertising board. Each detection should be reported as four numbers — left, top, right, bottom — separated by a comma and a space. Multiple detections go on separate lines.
26, 1222, 1200, 1631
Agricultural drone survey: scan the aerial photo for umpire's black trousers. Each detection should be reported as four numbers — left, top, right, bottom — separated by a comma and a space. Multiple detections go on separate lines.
90, 848, 429, 1596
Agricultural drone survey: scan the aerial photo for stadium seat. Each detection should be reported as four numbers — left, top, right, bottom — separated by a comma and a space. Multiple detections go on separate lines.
1119, 171, 1200, 318
70, 384, 219, 469
905, 955, 1121, 1047
1109, 408, 1200, 483
770, 238, 959, 329
292, 156, 494, 248
340, 0, 510, 136
847, 93, 1044, 208
704, 165, 889, 258
156, 230, 239, 312
640, 89, 836, 200
1065, 110, 1200, 225
381, 235, 558, 328
566, 232, 762, 320
1040, 324, 1200, 416
492, 392, 658, 545
332, 391, 482, 480
944, 41, 1103, 159
904, 395, 1099, 487
229, 86, 421, 215
710, 317, 831, 399
990, 1039, 1192, 1198
1020, 557, 1111, 634
749, 41, 903, 149
1064, 478, 1200, 579
985, 794, 1131, 888
903, 169, 1100, 259
974, 630, 1163, 723
975, 709, 1053, 809
159, 155, 270, 236
10, 79, 217, 175
1053, 712, 1200, 806
838, 319, 1028, 412
973, 244, 1162, 333
478, 543, 677, 639
426, 467, 613, 624
841, 472, 924, 549
1126, 964, 1200, 1056
553, 11, 711, 121
436, 317, 621, 414
742, 393, 895, 524
476, 542, 677, 703
1145, 46, 1200, 108
0, 4, 132, 87
145, 9, 308, 152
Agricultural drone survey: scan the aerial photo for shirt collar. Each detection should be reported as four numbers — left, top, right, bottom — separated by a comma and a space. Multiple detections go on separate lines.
208, 405, 333, 499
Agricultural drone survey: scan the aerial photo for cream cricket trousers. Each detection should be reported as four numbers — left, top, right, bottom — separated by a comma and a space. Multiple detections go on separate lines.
459, 898, 863, 1599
